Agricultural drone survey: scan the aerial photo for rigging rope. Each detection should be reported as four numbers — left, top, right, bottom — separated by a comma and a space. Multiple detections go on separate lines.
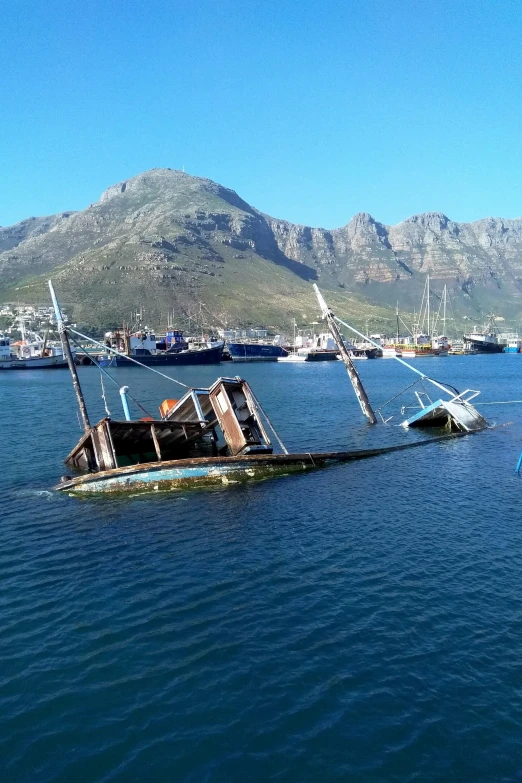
246, 384, 288, 454
100, 374, 111, 418
376, 379, 422, 412
333, 314, 459, 397
67, 327, 190, 389
69, 335, 154, 418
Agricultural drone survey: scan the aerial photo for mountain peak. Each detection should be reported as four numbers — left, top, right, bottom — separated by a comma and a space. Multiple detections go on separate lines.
100, 168, 203, 202
98, 168, 254, 214
350, 212, 376, 226
402, 212, 451, 228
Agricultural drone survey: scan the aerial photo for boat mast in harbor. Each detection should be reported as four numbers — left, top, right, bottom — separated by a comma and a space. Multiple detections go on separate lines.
48, 280, 91, 432
313, 284, 377, 424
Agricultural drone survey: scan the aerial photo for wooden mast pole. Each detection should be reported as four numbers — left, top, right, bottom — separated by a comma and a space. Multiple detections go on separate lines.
313, 285, 377, 425
48, 280, 91, 433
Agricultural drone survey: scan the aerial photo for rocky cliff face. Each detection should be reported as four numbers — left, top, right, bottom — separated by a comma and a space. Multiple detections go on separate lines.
1, 168, 522, 328
0, 212, 75, 253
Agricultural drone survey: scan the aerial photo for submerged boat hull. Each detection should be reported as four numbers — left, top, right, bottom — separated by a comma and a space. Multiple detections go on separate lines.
56, 436, 468, 494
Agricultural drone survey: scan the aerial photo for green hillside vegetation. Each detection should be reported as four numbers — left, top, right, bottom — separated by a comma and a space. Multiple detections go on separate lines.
1, 168, 520, 335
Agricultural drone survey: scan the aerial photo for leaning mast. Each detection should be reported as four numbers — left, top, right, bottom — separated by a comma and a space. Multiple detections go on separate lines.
48, 280, 91, 433
313, 285, 377, 424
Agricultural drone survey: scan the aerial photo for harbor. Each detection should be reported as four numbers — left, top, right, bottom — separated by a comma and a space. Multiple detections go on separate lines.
3, 328, 522, 780
3, 288, 522, 781
49, 281, 489, 495
3, 275, 522, 372
6, 1, 522, 780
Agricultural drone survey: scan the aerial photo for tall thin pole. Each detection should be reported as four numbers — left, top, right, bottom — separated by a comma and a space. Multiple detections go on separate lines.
313, 285, 377, 424
48, 280, 91, 433
426, 275, 431, 337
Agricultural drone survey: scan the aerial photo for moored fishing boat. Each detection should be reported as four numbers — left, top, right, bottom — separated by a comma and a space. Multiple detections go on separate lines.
382, 344, 402, 358
464, 317, 506, 353
0, 333, 70, 369
98, 328, 224, 366
293, 332, 339, 361
401, 342, 438, 358
448, 340, 478, 355
277, 353, 308, 362
503, 335, 521, 353
227, 341, 287, 361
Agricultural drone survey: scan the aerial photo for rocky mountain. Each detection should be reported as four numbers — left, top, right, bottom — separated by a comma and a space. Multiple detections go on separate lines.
1, 168, 522, 331
0, 212, 75, 253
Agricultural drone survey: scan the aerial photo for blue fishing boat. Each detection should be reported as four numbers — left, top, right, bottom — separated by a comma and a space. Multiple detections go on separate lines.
97, 328, 224, 366
227, 342, 287, 361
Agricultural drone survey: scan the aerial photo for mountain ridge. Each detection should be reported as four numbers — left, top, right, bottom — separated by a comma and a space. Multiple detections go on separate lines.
1, 168, 522, 331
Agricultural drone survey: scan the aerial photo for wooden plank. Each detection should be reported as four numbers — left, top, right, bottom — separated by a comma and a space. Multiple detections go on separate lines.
150, 424, 162, 461
96, 421, 117, 470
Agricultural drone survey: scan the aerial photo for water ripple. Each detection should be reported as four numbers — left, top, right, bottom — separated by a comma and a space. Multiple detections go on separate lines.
2, 359, 522, 781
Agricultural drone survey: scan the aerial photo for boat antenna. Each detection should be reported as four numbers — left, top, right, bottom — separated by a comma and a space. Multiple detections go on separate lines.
48, 280, 91, 433
313, 285, 377, 424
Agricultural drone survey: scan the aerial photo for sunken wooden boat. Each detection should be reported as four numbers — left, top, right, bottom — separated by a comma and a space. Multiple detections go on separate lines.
57, 370, 452, 495
49, 281, 486, 496
45, 279, 379, 494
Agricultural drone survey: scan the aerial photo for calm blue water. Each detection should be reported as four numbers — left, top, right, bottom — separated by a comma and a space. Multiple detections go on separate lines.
2, 356, 522, 782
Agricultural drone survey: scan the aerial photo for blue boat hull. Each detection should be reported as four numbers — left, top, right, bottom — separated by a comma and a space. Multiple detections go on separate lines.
98, 344, 224, 367
227, 343, 287, 361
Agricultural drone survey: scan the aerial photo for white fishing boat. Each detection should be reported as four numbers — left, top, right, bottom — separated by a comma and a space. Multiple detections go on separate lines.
0, 333, 70, 369
278, 322, 338, 361
382, 345, 402, 358
336, 351, 368, 360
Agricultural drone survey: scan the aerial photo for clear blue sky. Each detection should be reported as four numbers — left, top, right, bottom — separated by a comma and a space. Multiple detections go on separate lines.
1, 0, 521, 228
